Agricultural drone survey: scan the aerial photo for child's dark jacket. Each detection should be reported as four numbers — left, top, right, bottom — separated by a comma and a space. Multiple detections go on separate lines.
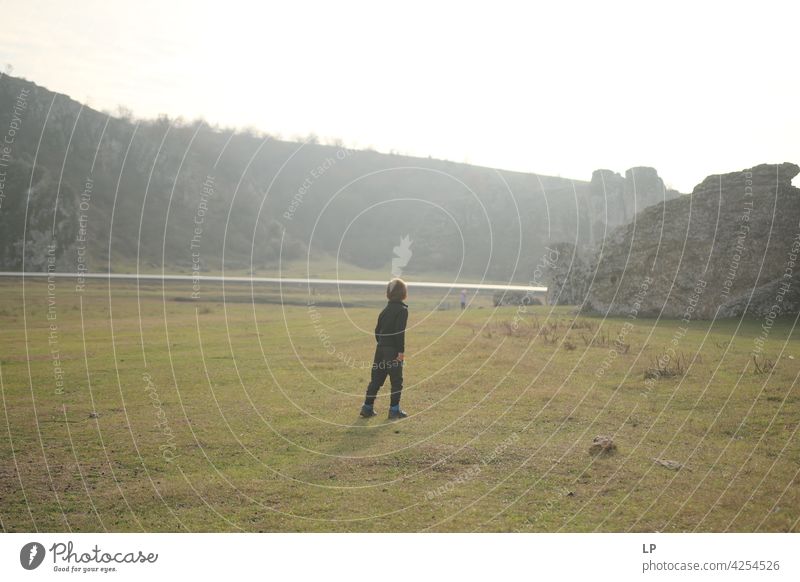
374, 300, 408, 353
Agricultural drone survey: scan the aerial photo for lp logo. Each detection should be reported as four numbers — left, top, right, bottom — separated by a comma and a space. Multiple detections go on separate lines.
20, 542, 46, 570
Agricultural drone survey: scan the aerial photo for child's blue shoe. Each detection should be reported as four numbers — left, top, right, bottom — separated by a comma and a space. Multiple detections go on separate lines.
360, 404, 377, 418
388, 405, 408, 419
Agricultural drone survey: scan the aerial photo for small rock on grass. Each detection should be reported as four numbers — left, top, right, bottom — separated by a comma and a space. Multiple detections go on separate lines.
589, 435, 616, 456
652, 458, 686, 471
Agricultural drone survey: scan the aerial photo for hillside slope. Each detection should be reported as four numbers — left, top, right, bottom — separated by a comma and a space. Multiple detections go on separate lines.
0, 74, 674, 282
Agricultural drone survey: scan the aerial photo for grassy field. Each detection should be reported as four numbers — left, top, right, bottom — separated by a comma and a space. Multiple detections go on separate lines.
0, 277, 798, 532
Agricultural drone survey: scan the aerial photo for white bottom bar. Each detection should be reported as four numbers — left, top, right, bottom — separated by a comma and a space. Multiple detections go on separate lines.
0, 533, 796, 581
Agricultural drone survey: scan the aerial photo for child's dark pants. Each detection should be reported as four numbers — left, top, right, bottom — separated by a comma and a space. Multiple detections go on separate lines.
364, 346, 403, 407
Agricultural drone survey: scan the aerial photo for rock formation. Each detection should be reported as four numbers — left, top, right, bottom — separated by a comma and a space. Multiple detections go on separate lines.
586, 166, 680, 243
544, 242, 592, 305
584, 162, 800, 319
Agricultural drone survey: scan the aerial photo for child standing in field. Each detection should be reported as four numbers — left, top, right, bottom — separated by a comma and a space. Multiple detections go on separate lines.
360, 278, 409, 419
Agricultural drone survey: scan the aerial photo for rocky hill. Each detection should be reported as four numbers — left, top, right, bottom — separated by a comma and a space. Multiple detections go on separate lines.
582, 162, 800, 318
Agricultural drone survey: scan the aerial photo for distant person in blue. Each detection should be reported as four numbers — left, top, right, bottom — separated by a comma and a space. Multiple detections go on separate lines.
460, 288, 467, 310
360, 278, 409, 419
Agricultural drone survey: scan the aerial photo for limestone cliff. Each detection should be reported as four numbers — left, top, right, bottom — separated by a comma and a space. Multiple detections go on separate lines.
585, 162, 800, 319
585, 166, 680, 244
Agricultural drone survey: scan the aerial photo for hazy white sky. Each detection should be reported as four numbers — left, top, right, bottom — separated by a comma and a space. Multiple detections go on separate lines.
1, 0, 798, 191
